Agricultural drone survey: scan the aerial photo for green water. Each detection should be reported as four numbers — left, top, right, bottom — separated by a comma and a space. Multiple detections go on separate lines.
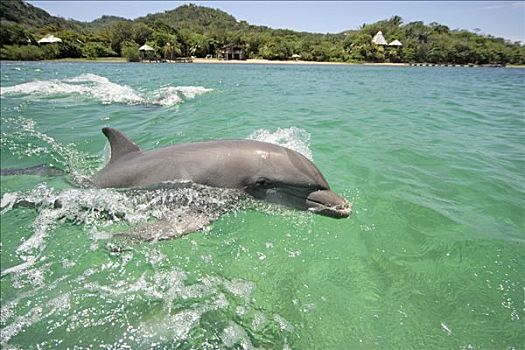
0, 62, 524, 349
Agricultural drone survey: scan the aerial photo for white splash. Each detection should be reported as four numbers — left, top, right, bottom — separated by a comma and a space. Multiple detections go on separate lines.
0, 259, 35, 278
79, 268, 262, 346
1, 182, 251, 271
0, 183, 301, 348
150, 87, 184, 106
221, 322, 257, 349
273, 314, 295, 332
248, 127, 313, 160
150, 86, 212, 106
64, 73, 143, 104
0, 74, 212, 107
0, 307, 42, 347
441, 322, 453, 336
0, 73, 142, 105
174, 86, 213, 99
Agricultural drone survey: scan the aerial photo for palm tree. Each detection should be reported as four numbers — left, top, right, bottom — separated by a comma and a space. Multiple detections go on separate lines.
390, 15, 403, 26
163, 41, 181, 60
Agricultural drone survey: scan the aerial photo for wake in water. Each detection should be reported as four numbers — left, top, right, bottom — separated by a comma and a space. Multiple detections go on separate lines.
0, 117, 324, 348
0, 73, 212, 107
0, 118, 316, 271
0, 253, 295, 349
1, 182, 252, 276
0, 116, 98, 185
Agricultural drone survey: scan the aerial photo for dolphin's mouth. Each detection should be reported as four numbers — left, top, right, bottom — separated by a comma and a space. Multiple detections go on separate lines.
306, 190, 352, 218
247, 185, 351, 218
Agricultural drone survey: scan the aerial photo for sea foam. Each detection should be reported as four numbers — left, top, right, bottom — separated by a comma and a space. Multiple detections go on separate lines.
1, 181, 251, 263
248, 126, 313, 160
0, 74, 212, 107
150, 86, 212, 106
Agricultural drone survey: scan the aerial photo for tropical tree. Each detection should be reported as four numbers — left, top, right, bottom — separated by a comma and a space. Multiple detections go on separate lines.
132, 22, 152, 45
162, 41, 181, 60
0, 22, 34, 46
121, 40, 140, 62
108, 20, 133, 55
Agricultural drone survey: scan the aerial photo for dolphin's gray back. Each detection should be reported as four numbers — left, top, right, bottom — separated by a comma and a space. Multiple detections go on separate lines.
93, 128, 329, 190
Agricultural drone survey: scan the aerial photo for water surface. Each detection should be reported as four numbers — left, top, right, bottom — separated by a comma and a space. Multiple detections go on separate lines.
1, 62, 524, 349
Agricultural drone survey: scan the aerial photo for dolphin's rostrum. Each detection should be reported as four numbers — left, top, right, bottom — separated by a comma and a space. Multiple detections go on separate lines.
94, 128, 351, 218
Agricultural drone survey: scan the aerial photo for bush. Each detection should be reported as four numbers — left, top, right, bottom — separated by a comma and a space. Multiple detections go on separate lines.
0, 22, 34, 46
20, 45, 44, 60
58, 40, 82, 58
259, 38, 291, 60
82, 42, 117, 59
0, 45, 43, 60
121, 41, 140, 62
41, 43, 60, 59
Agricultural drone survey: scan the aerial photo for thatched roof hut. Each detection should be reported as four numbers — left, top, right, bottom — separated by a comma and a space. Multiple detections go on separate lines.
389, 40, 402, 47
37, 35, 62, 44
139, 44, 154, 52
372, 31, 388, 46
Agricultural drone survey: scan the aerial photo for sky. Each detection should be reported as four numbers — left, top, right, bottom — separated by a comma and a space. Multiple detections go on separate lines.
27, 1, 525, 43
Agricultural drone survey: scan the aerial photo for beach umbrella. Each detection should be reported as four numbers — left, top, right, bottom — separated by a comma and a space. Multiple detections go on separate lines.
389, 40, 402, 47
371, 31, 388, 45
291, 54, 301, 59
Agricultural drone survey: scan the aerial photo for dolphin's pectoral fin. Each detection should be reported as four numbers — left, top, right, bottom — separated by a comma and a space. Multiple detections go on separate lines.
102, 127, 142, 164
115, 213, 215, 241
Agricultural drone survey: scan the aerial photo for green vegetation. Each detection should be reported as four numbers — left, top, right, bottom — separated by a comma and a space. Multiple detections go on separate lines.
1, 0, 524, 64
121, 41, 140, 62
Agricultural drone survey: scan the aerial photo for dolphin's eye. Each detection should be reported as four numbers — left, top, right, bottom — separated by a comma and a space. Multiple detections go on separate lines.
256, 177, 272, 187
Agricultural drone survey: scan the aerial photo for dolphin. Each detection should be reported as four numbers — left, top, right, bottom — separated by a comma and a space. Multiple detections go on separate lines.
0, 164, 64, 176
94, 128, 351, 218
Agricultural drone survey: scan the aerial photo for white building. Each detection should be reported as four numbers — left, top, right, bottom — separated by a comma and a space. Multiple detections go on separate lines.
37, 35, 62, 44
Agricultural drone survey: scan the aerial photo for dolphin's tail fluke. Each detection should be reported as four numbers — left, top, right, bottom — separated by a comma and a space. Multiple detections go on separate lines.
0, 164, 65, 177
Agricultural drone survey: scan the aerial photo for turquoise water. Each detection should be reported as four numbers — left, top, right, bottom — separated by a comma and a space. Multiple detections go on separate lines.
1, 61, 524, 349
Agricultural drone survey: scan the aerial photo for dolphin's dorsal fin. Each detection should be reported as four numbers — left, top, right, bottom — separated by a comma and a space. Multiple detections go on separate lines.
102, 127, 141, 164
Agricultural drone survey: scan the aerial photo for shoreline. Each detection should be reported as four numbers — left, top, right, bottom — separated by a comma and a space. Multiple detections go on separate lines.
5, 57, 523, 68
41, 57, 408, 66
47, 57, 127, 63
192, 59, 524, 68
191, 58, 408, 66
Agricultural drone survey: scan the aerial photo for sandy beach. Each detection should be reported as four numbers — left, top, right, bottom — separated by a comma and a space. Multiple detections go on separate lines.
48, 57, 408, 66
46, 57, 524, 68
192, 58, 408, 66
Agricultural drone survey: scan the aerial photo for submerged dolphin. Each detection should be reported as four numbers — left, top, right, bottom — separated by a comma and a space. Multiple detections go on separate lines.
94, 128, 351, 218
0, 164, 64, 176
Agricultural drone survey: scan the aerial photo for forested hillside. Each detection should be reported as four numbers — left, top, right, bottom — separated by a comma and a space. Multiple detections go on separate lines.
1, 0, 523, 64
